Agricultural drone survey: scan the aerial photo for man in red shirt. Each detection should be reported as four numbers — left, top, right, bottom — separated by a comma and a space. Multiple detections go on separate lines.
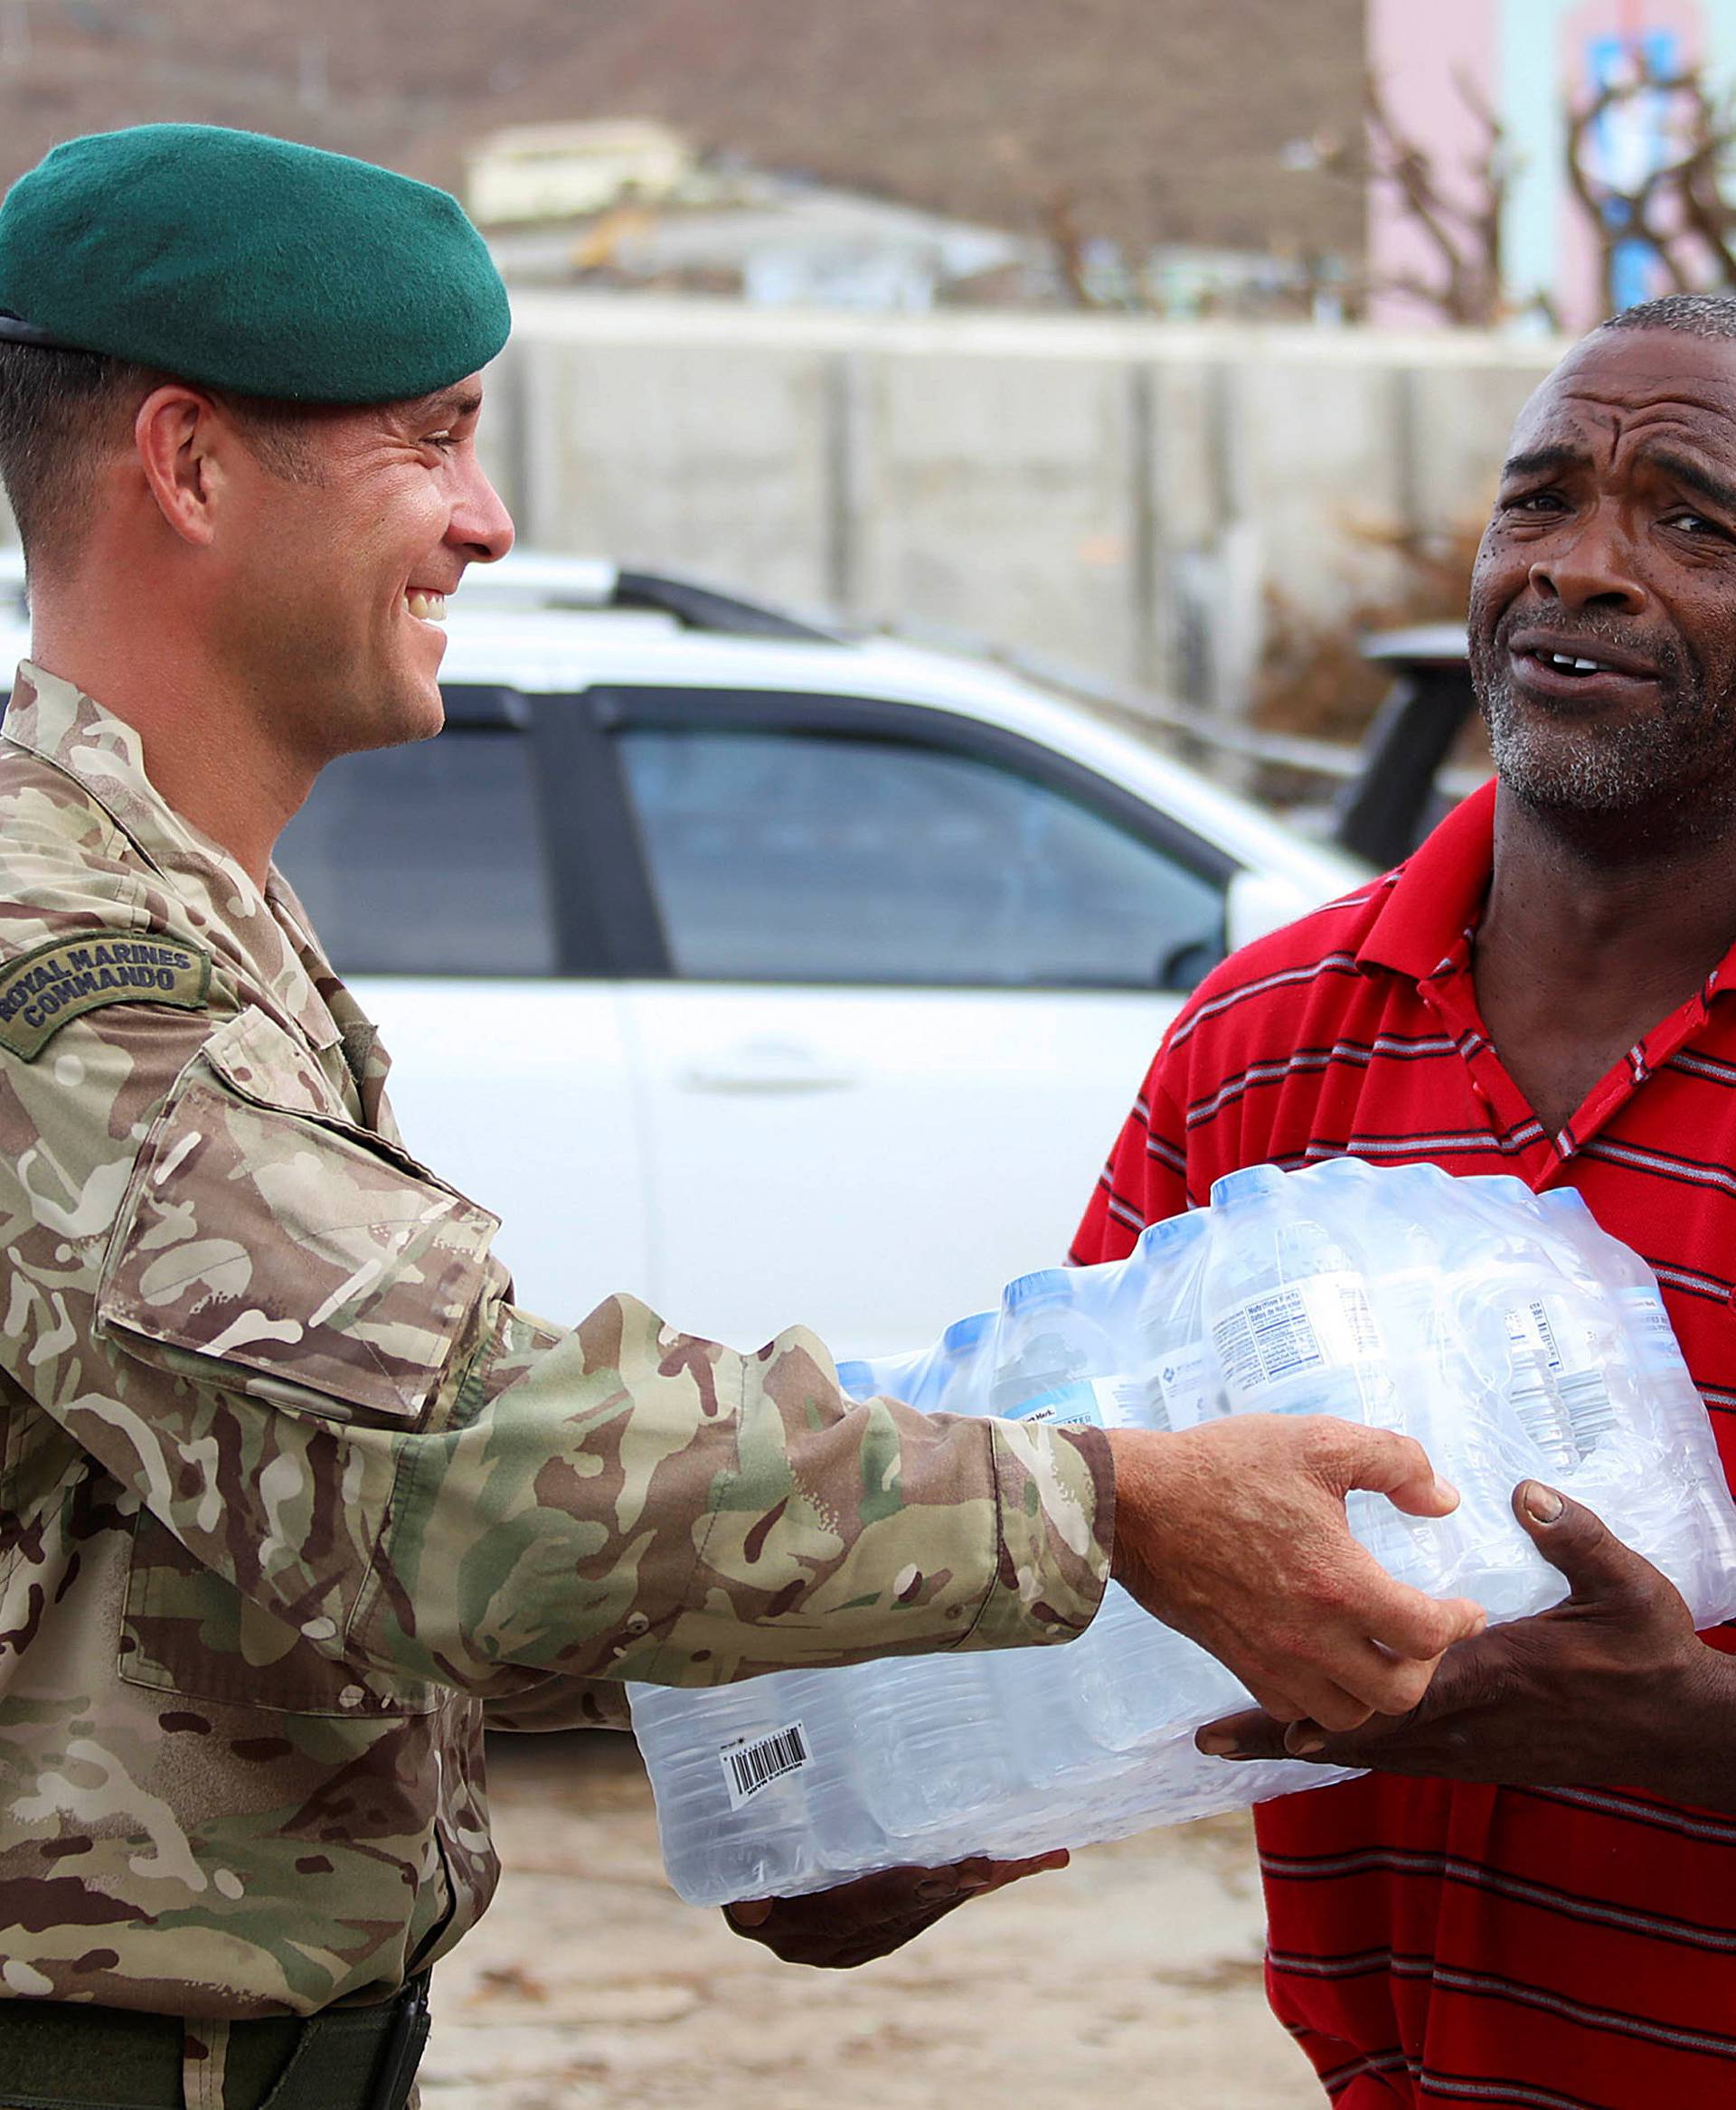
733, 297, 1736, 2104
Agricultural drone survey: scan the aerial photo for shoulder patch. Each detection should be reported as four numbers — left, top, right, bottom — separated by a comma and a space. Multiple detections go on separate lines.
0, 930, 212, 1060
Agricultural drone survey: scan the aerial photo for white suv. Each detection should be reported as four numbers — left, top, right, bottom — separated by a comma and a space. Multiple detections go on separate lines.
0, 552, 1360, 1356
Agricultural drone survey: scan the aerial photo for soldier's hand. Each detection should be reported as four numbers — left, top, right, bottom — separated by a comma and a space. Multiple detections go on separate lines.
722, 1851, 1069, 1969
1106, 1416, 1484, 1734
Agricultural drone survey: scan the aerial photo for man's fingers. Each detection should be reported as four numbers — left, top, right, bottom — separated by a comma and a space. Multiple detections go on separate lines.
727, 1897, 773, 1928
1313, 1634, 1443, 1725
1292, 1528, 1486, 1672
1355, 1560, 1486, 1663
967, 1850, 1071, 1897
1326, 1423, 1460, 1518
1196, 1707, 1289, 1760
912, 1853, 1061, 1903
1296, 1680, 1386, 1735
1511, 1482, 1660, 1604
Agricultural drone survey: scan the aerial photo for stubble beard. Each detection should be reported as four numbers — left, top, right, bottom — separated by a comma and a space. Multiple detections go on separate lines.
1470, 617, 1731, 841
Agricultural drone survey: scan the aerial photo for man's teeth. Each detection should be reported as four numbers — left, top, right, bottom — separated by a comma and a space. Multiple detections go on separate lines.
407, 591, 448, 623
1547, 652, 1610, 674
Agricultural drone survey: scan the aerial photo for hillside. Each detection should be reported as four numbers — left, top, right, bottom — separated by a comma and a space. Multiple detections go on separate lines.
0, 0, 1363, 261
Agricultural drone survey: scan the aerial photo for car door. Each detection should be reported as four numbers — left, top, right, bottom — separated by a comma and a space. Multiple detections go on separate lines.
272, 688, 652, 1326
596, 688, 1236, 1357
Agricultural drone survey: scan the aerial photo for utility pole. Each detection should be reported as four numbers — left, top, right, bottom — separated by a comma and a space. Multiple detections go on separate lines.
1, 0, 32, 71
297, 33, 329, 113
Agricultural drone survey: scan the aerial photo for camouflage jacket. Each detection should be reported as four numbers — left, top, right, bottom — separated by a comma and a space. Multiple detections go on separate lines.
0, 664, 1113, 2021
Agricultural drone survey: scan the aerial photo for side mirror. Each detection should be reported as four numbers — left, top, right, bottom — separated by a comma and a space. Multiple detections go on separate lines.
1224, 867, 1314, 952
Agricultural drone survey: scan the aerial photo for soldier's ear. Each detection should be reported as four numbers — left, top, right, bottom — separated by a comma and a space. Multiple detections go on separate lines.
134, 385, 223, 549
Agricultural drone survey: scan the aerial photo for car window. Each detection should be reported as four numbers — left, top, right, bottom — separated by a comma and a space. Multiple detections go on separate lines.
274, 728, 558, 975
616, 724, 1225, 989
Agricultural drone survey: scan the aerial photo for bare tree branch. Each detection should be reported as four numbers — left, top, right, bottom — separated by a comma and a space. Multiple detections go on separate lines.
1564, 58, 1736, 315
1360, 67, 1519, 326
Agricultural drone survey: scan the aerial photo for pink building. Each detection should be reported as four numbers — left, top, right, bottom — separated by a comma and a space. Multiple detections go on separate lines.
1367, 0, 1736, 331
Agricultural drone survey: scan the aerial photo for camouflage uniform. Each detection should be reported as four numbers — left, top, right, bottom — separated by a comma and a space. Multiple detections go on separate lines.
0, 664, 1112, 2040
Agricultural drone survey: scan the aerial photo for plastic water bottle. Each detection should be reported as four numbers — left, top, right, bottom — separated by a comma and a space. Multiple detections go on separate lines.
1533, 1189, 1686, 1441
1201, 1164, 1388, 1423
988, 1267, 1137, 1427
1129, 1212, 1220, 1429
628, 1162, 1736, 1906
1530, 1187, 1736, 1603
930, 1308, 998, 1418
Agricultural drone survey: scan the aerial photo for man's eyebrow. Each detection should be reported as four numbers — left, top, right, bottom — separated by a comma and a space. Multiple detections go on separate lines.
1499, 444, 1589, 483
1639, 447, 1736, 518
395, 385, 483, 425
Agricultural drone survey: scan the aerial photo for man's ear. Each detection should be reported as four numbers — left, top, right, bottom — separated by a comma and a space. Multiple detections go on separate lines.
133, 385, 227, 548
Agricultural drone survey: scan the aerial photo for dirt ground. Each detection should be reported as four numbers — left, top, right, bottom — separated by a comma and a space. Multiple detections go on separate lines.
421, 1732, 1323, 2110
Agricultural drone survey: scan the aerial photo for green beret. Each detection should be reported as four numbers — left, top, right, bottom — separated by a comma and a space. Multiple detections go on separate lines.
0, 124, 511, 403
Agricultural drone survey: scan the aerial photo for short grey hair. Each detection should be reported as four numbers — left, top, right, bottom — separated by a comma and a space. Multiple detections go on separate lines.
1599, 291, 1736, 343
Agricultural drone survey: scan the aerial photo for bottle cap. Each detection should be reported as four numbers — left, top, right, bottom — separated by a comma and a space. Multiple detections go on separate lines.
1137, 1212, 1207, 1256
943, 1311, 994, 1352
1310, 1156, 1376, 1183
1005, 1268, 1074, 1313
1209, 1164, 1287, 1207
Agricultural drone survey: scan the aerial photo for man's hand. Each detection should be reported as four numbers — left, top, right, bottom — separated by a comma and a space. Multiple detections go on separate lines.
1194, 1480, 1736, 1806
1108, 1417, 1485, 1734
722, 1852, 1069, 1969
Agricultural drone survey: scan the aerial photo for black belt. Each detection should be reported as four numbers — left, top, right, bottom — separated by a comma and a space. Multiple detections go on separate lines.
0, 1972, 429, 2110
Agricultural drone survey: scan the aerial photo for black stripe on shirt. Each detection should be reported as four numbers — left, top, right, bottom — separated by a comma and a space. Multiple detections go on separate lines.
1269, 1945, 1736, 2059
1260, 1845, 1736, 1954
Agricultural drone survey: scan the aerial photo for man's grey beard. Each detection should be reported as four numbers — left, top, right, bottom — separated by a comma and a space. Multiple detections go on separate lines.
1481, 677, 1697, 811
1471, 629, 1722, 823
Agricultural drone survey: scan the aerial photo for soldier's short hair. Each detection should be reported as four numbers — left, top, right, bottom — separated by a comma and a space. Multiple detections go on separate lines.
0, 342, 319, 571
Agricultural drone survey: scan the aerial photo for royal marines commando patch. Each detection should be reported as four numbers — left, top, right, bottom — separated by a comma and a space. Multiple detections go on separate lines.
0, 930, 211, 1060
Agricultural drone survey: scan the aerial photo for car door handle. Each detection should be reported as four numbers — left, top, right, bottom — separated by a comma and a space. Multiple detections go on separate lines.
680, 1042, 859, 1095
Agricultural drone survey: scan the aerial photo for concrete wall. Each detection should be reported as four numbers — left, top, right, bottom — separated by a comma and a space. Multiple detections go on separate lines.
486, 296, 1559, 711
0, 303, 1558, 714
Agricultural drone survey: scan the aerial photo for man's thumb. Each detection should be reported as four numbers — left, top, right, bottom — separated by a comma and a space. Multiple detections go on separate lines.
1513, 1482, 1634, 1596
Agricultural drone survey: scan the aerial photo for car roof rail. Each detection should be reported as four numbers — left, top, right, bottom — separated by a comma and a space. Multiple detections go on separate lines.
610, 569, 842, 642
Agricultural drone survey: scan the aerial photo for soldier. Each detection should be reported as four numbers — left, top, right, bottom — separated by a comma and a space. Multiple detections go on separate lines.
0, 127, 1480, 2110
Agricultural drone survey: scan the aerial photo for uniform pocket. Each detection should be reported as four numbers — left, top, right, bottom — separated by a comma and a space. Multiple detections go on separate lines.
97, 1014, 501, 1430
119, 1505, 442, 1717
96, 1007, 502, 1712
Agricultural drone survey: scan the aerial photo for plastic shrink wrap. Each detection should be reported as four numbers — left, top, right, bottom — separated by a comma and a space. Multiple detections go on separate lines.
628, 1162, 1736, 1905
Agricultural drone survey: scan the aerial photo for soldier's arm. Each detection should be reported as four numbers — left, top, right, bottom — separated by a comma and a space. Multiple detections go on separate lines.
482, 1676, 633, 1732
5, 990, 1111, 1701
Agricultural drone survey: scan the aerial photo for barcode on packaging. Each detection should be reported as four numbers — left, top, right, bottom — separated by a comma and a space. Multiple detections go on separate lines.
720, 1721, 810, 1809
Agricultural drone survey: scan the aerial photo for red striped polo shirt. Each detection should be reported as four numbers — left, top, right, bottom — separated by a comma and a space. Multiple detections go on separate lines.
1071, 779, 1736, 2109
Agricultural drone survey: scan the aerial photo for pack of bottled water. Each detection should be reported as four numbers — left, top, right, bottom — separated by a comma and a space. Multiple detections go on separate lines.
628, 1162, 1736, 1907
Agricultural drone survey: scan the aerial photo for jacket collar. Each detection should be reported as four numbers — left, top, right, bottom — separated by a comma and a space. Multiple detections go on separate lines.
3, 661, 345, 1052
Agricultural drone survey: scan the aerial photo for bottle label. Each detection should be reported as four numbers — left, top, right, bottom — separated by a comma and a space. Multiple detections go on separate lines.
1150, 1339, 1214, 1429
1636, 1302, 1674, 1342
1212, 1273, 1381, 1403
1504, 1298, 1564, 1374
1563, 1374, 1618, 1452
1620, 1288, 1676, 1351
1005, 1375, 1150, 1428
720, 1721, 810, 1810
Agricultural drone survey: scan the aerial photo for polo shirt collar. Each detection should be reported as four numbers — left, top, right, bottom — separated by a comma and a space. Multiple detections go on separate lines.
1356, 780, 1498, 983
